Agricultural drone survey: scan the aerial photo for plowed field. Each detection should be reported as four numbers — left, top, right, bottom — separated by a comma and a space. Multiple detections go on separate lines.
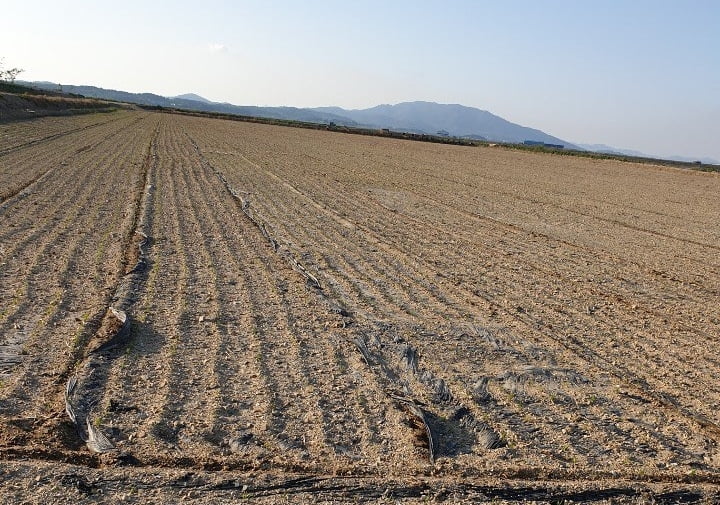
1, 111, 719, 503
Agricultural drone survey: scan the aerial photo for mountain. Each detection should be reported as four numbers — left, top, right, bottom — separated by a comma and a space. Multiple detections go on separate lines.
312, 101, 575, 147
577, 143, 719, 165
172, 93, 213, 103
12, 80, 716, 163
18, 81, 359, 126
665, 154, 719, 165
577, 143, 648, 157
19, 81, 574, 147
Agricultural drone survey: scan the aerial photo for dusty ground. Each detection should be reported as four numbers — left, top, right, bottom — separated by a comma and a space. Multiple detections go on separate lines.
1, 111, 719, 503
0, 92, 117, 122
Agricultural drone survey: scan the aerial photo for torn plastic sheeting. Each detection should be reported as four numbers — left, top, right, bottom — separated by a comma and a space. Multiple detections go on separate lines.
392, 395, 436, 465
288, 256, 322, 290
65, 376, 78, 425
129, 231, 149, 274
86, 415, 115, 453
352, 337, 375, 366
90, 307, 130, 355
65, 375, 115, 453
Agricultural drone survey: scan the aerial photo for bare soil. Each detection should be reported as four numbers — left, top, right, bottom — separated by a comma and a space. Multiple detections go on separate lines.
1, 111, 719, 503
0, 92, 117, 122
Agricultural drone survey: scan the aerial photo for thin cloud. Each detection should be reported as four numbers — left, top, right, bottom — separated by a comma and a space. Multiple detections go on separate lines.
208, 43, 227, 53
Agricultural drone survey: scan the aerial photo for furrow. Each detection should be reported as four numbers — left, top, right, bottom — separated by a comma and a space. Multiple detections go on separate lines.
0, 113, 121, 158
0, 115, 157, 448
63, 119, 160, 453
196, 149, 465, 323
266, 161, 720, 434
186, 126, 424, 471
0, 118, 154, 390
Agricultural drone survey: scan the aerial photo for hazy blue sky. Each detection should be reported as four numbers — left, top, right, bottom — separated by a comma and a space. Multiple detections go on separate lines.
2, 0, 719, 160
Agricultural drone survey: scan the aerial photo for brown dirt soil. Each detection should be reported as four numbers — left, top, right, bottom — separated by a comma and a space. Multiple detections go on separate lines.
0, 92, 117, 122
1, 111, 719, 503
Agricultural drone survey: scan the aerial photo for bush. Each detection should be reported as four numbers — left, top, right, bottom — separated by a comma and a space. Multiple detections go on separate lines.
0, 57, 23, 83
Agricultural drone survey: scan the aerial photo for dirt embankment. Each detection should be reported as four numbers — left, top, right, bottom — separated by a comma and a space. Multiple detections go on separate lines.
0, 92, 119, 122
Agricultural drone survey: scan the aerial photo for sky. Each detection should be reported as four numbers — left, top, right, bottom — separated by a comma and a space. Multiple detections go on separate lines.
2, 0, 719, 161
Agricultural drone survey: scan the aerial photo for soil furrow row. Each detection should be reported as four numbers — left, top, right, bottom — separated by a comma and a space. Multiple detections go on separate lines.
0, 116, 156, 406
93, 118, 195, 459
181, 117, 720, 468
0, 114, 122, 157
187, 132, 485, 468
249, 164, 720, 434
182, 135, 337, 461
0, 115, 155, 321
0, 112, 123, 151
196, 149, 466, 323
192, 137, 372, 453
0, 114, 141, 212
64, 118, 160, 452
0, 120, 153, 381
188, 130, 429, 471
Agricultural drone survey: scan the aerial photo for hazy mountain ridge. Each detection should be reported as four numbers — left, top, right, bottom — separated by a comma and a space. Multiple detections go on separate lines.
577, 143, 719, 165
19, 82, 359, 126
20, 81, 579, 147
25, 81, 720, 161
314, 101, 575, 147
172, 93, 213, 103
16, 81, 717, 163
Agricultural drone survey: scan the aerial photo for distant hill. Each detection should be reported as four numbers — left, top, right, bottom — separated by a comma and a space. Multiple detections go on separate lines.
19, 82, 576, 147
577, 143, 719, 165
19, 82, 358, 126
312, 101, 575, 147
577, 143, 647, 157
172, 93, 213, 103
